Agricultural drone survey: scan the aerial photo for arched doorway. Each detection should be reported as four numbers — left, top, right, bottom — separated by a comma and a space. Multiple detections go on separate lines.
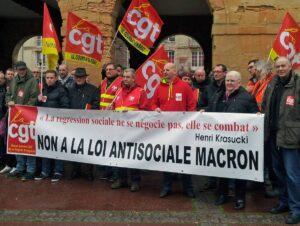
160, 34, 204, 72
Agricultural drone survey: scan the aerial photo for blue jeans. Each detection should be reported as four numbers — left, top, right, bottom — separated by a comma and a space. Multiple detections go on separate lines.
15, 155, 36, 173
162, 172, 194, 193
271, 138, 300, 214
41, 158, 64, 176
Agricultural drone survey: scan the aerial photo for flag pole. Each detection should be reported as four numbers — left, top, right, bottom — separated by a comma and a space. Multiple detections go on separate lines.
104, 29, 119, 63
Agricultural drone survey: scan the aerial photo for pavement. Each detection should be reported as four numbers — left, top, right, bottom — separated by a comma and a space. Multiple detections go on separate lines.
0, 168, 293, 226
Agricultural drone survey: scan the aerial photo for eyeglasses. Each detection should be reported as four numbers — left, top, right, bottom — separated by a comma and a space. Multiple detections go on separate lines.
33, 71, 40, 73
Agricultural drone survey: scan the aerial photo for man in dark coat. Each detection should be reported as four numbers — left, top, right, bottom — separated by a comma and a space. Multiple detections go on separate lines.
262, 57, 300, 224
68, 67, 100, 181
34, 69, 69, 182
6, 61, 39, 181
207, 70, 258, 210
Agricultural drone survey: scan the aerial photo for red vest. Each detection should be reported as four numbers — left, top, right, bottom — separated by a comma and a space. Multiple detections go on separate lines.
100, 76, 122, 110
114, 86, 147, 111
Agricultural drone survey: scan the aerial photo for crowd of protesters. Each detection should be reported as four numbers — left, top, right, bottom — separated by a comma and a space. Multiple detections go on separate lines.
0, 56, 299, 224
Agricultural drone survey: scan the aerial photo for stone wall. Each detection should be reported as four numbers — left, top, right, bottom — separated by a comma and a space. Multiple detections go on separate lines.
57, 0, 120, 86
209, 0, 300, 84
57, 0, 300, 86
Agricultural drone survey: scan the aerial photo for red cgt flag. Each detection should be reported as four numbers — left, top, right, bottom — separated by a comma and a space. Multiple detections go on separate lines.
118, 0, 163, 55
135, 45, 169, 101
269, 12, 300, 69
65, 12, 104, 68
42, 3, 61, 70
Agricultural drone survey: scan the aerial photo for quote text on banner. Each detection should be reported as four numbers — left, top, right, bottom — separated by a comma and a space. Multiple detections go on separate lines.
7, 106, 264, 181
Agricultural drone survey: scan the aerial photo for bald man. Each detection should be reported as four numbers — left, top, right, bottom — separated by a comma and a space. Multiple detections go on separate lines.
151, 62, 196, 198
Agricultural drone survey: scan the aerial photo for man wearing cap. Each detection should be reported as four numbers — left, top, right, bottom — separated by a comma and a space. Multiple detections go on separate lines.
151, 62, 196, 198
6, 61, 39, 181
68, 67, 100, 181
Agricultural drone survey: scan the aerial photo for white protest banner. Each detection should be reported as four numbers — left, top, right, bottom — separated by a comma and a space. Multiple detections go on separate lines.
7, 105, 264, 181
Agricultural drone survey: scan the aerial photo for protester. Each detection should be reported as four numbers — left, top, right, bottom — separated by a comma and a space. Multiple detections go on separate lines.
192, 67, 211, 110
250, 60, 278, 198
99, 63, 123, 181
68, 68, 99, 181
151, 62, 196, 198
246, 59, 259, 93
111, 68, 148, 192
5, 68, 15, 88
181, 72, 199, 104
58, 64, 74, 89
32, 67, 41, 82
262, 57, 300, 224
100, 63, 123, 110
206, 70, 258, 210
116, 64, 124, 77
35, 70, 70, 182
5, 61, 39, 181
0, 71, 8, 169
199, 64, 227, 190
200, 64, 227, 110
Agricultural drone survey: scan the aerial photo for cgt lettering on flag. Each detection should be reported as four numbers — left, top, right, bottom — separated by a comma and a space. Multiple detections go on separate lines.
270, 12, 300, 69
136, 45, 169, 101
118, 0, 163, 55
65, 12, 104, 68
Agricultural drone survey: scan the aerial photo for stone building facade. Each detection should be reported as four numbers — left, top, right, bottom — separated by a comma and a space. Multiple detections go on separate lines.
57, 0, 300, 85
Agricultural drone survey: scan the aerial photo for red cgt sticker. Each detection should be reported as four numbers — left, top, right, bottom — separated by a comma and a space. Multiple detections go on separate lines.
286, 96, 295, 106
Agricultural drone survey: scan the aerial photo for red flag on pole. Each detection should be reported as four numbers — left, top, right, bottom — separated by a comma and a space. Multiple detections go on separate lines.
135, 45, 169, 101
269, 12, 300, 69
118, 0, 163, 55
42, 3, 61, 70
65, 12, 104, 68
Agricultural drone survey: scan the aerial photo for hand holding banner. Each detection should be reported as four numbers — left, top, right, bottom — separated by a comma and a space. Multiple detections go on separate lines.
65, 12, 104, 68
118, 0, 163, 55
135, 45, 169, 101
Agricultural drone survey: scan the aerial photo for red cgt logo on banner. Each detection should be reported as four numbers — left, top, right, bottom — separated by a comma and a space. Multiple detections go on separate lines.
135, 45, 169, 101
65, 12, 104, 68
118, 0, 163, 55
7, 105, 38, 155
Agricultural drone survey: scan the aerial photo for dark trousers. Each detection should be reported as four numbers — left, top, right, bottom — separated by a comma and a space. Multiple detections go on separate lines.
115, 167, 141, 183
162, 172, 194, 193
73, 162, 93, 176
217, 178, 246, 200
0, 136, 16, 167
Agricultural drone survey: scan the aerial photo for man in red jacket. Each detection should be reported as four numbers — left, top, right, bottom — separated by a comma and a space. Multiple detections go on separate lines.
111, 68, 148, 192
151, 62, 196, 198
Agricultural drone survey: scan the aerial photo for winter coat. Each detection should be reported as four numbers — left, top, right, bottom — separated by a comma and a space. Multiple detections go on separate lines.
262, 72, 300, 149
208, 86, 258, 114
5, 71, 39, 106
69, 82, 100, 110
0, 85, 7, 119
37, 81, 69, 109
151, 76, 196, 111
113, 84, 148, 111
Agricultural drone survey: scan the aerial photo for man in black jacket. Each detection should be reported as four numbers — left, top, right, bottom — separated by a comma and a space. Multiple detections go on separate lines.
68, 68, 100, 181
207, 70, 258, 210
35, 69, 69, 182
